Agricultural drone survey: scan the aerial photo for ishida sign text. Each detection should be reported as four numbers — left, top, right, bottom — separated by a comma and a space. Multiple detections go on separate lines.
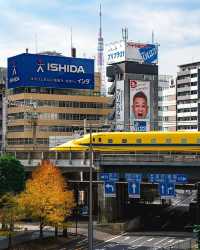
8, 53, 94, 89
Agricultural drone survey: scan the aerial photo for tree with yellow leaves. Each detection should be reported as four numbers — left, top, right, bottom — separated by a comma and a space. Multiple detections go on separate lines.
17, 160, 75, 238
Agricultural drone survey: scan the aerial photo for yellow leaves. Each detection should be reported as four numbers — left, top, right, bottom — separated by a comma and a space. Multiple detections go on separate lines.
17, 160, 75, 226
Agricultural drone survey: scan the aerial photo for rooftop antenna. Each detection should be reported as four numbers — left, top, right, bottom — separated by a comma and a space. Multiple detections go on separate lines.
122, 27, 128, 42
152, 30, 155, 44
70, 27, 73, 51
70, 27, 76, 57
35, 33, 38, 53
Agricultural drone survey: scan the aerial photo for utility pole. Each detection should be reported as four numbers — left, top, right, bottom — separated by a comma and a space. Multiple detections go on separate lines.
29, 102, 38, 162
88, 124, 93, 250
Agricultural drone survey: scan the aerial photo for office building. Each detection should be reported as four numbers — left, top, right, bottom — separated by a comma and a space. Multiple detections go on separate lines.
176, 62, 200, 130
0, 67, 6, 151
6, 52, 112, 163
106, 40, 158, 131
158, 75, 176, 131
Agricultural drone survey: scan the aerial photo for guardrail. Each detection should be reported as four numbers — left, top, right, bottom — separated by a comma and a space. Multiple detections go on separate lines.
98, 153, 200, 163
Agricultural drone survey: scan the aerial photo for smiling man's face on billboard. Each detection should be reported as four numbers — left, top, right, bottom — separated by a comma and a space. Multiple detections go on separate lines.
132, 91, 148, 119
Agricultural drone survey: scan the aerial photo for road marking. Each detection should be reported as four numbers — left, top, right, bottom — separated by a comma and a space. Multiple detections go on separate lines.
130, 236, 145, 244
93, 232, 127, 249
104, 232, 126, 243
154, 237, 170, 245
132, 244, 142, 249
147, 238, 154, 241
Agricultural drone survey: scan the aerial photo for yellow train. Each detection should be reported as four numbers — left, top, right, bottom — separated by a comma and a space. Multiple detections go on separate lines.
51, 131, 200, 153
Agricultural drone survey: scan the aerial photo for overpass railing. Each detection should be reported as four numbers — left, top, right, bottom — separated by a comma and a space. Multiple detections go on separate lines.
97, 153, 200, 164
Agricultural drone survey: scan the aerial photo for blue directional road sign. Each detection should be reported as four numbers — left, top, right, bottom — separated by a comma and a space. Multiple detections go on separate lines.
159, 182, 176, 198
99, 173, 119, 182
125, 173, 142, 182
128, 182, 140, 198
104, 181, 116, 197
148, 174, 165, 183
99, 173, 110, 181
165, 174, 177, 183
109, 173, 119, 181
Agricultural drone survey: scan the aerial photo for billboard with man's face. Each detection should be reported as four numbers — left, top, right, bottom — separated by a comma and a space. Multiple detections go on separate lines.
130, 80, 150, 131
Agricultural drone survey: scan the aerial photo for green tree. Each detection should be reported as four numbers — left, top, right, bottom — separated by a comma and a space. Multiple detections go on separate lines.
193, 224, 200, 249
18, 160, 75, 239
0, 155, 25, 230
0, 193, 23, 249
0, 155, 25, 195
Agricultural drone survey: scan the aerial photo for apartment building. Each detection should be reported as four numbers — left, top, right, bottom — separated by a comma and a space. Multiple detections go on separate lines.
158, 75, 176, 131
176, 62, 200, 131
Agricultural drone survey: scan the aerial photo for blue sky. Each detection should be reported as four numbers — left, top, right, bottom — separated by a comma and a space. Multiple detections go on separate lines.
0, 0, 200, 76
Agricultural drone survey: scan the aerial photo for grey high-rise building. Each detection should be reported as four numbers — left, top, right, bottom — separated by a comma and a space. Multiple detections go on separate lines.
158, 75, 176, 131
176, 62, 200, 130
107, 40, 158, 131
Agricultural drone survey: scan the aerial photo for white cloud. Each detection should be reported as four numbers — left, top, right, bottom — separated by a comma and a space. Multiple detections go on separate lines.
0, 0, 200, 77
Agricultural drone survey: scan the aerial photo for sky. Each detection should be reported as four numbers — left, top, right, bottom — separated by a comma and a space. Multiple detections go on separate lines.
0, 0, 200, 77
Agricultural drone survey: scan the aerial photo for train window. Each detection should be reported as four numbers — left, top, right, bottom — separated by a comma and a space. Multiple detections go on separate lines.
151, 138, 157, 144
181, 138, 187, 144
108, 139, 113, 144
92, 138, 95, 142
98, 138, 102, 143
197, 139, 200, 144
122, 139, 127, 143
166, 138, 172, 144
136, 138, 142, 144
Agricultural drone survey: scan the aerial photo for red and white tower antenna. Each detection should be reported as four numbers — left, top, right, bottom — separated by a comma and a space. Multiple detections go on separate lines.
97, 4, 106, 95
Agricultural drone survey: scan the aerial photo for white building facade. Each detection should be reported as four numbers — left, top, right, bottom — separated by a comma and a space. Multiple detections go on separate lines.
158, 75, 176, 131
176, 62, 200, 131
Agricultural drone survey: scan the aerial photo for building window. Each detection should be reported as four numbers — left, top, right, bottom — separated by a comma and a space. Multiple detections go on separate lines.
122, 139, 127, 144
108, 139, 113, 144
151, 138, 157, 144
136, 138, 142, 144
166, 138, 172, 144
181, 138, 187, 144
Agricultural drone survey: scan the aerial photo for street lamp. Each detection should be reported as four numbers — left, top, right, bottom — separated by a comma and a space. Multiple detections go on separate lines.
88, 125, 93, 250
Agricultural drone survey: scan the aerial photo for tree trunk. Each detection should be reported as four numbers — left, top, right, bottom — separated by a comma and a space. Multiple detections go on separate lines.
8, 222, 12, 249
1, 217, 6, 230
40, 221, 43, 239
55, 226, 58, 238
63, 228, 68, 237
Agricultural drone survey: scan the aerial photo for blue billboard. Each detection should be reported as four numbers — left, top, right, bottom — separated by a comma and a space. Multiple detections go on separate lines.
7, 53, 94, 89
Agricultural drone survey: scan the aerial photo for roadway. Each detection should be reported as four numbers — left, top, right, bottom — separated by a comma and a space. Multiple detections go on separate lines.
61, 232, 193, 250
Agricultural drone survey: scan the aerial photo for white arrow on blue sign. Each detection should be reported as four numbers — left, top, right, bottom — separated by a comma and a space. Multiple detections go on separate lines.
159, 182, 176, 198
104, 181, 116, 197
128, 182, 140, 198
176, 174, 187, 183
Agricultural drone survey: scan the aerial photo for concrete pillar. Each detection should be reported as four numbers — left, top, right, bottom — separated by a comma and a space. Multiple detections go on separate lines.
97, 182, 106, 223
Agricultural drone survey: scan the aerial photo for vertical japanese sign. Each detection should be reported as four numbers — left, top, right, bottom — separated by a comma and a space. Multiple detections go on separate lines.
116, 80, 124, 130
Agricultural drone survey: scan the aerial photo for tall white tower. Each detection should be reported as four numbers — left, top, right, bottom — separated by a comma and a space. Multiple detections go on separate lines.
97, 4, 106, 95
